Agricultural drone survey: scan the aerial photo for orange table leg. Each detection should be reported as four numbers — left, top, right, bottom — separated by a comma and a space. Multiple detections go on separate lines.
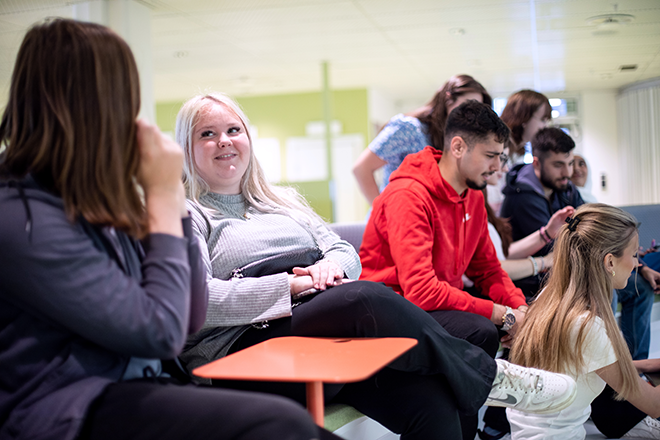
306, 381, 325, 426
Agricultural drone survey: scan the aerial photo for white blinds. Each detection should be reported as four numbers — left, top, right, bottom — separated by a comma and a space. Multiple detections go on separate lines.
617, 78, 660, 205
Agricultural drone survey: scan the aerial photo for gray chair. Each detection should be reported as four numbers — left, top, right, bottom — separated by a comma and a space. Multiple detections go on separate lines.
329, 222, 366, 254
618, 204, 660, 250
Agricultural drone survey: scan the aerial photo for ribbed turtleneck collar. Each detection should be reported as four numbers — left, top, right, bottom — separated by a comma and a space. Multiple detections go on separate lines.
201, 192, 249, 219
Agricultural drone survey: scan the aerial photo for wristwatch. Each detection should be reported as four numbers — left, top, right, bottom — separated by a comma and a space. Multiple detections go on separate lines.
502, 306, 516, 332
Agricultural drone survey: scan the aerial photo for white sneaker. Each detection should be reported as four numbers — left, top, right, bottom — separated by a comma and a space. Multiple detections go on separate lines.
485, 359, 577, 415
622, 416, 660, 439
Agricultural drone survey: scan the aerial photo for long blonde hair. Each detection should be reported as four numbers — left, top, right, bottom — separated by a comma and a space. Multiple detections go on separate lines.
175, 92, 324, 226
511, 203, 640, 400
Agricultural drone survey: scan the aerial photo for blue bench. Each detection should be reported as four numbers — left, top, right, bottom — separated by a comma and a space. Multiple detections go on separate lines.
618, 204, 660, 251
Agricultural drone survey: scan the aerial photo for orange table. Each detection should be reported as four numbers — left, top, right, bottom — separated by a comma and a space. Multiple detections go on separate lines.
193, 336, 417, 426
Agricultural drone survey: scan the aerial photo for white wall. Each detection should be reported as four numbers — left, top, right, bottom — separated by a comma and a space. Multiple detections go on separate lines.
616, 78, 660, 205
367, 88, 427, 137
367, 88, 397, 139
579, 90, 622, 205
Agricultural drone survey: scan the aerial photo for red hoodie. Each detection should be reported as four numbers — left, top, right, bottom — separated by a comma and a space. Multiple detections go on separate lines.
359, 146, 526, 318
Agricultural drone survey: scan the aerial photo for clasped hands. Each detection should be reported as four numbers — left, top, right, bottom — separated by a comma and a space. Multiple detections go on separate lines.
288, 260, 346, 297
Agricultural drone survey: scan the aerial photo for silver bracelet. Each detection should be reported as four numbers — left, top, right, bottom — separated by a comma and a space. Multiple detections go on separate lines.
528, 256, 539, 276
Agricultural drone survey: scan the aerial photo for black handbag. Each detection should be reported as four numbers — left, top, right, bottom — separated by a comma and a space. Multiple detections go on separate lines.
231, 247, 323, 279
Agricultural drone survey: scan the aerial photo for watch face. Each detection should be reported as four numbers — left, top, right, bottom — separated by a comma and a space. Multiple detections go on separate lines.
505, 313, 515, 327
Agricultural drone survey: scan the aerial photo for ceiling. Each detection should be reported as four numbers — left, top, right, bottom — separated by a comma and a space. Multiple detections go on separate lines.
1, 0, 660, 106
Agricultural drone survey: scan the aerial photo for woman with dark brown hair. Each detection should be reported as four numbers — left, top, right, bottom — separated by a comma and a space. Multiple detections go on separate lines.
499, 90, 552, 163
353, 74, 491, 204
0, 18, 339, 440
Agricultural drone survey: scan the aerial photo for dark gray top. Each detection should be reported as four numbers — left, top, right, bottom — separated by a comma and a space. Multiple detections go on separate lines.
0, 175, 208, 440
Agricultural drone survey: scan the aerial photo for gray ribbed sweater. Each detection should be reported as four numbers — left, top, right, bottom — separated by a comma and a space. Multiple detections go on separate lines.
180, 192, 361, 377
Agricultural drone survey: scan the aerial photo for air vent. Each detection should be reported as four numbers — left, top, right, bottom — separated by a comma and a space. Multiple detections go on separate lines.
620, 65, 638, 71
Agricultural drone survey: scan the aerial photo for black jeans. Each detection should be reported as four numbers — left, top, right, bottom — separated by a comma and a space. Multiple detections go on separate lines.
427, 310, 501, 358
78, 378, 340, 440
427, 309, 502, 439
591, 385, 646, 438
217, 281, 497, 440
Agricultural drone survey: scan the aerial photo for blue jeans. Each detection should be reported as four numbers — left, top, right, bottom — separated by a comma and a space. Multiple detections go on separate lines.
612, 272, 655, 360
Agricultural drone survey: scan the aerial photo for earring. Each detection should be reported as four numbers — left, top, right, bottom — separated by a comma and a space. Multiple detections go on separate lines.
612, 270, 615, 277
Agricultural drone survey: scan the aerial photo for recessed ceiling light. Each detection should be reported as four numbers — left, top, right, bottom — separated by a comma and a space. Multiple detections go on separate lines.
173, 50, 189, 58
586, 13, 635, 26
586, 13, 635, 35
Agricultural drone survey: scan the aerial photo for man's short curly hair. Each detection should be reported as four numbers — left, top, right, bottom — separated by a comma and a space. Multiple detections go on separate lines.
443, 101, 510, 150
532, 127, 575, 162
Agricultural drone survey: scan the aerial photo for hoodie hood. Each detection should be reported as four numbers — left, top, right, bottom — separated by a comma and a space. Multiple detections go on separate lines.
503, 162, 583, 204
0, 173, 49, 243
359, 145, 526, 318
502, 163, 545, 197
389, 146, 464, 204
385, 146, 475, 279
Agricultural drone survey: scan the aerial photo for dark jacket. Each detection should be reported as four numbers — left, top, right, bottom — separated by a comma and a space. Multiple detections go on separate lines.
0, 174, 208, 440
501, 163, 584, 256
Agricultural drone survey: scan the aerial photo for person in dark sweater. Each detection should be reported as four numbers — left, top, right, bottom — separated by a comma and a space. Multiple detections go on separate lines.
502, 128, 583, 248
500, 127, 583, 299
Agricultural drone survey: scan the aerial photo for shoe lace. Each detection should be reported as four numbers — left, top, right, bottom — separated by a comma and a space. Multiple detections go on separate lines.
500, 364, 542, 394
646, 417, 660, 429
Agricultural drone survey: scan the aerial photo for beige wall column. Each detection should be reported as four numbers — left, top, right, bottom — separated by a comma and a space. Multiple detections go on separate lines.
581, 90, 621, 205
72, 0, 155, 123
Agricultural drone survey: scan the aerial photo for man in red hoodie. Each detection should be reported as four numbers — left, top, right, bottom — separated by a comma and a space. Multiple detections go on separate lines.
360, 100, 528, 358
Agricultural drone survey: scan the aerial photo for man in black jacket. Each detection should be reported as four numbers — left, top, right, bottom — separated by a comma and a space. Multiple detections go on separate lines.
501, 127, 583, 249
500, 127, 583, 298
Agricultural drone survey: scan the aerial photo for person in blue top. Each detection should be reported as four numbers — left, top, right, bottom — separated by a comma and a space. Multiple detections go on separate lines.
352, 74, 491, 204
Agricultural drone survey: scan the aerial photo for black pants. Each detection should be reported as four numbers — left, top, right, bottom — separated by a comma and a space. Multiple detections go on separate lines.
428, 310, 501, 358
78, 378, 341, 440
216, 281, 497, 440
591, 385, 646, 438
427, 309, 502, 440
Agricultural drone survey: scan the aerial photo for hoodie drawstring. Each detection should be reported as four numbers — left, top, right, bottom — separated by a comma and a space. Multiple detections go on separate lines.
8, 180, 33, 243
